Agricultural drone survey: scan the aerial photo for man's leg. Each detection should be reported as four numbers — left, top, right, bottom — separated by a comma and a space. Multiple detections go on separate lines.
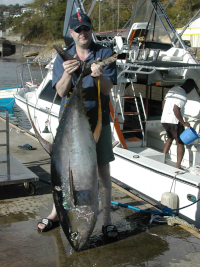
98, 164, 112, 226
176, 143, 185, 169
98, 164, 118, 238
163, 138, 172, 155
38, 203, 58, 231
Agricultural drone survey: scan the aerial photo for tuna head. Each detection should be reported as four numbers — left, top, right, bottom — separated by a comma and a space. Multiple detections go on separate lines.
66, 205, 97, 251
68, 207, 97, 251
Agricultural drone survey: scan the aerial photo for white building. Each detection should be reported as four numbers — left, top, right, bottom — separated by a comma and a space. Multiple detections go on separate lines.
3, 11, 10, 18
21, 7, 31, 14
177, 17, 200, 47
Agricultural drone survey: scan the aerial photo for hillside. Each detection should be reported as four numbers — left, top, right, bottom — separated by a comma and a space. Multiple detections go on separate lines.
1, 0, 200, 43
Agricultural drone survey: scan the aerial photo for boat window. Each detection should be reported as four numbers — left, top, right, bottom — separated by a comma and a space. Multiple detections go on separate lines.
39, 80, 61, 105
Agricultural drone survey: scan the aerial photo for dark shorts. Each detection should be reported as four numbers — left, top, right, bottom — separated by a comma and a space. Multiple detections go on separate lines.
162, 122, 184, 145
96, 124, 115, 166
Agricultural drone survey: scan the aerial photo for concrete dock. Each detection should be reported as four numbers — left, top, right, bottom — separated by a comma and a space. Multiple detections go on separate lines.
1, 115, 200, 267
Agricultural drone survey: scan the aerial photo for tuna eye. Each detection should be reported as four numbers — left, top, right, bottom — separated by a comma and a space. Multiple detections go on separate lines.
71, 232, 79, 240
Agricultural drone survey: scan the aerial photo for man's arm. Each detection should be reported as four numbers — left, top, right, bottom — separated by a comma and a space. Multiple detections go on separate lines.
173, 105, 190, 127
55, 57, 80, 98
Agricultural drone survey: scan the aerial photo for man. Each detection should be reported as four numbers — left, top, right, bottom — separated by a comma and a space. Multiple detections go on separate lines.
161, 79, 196, 169
38, 12, 118, 240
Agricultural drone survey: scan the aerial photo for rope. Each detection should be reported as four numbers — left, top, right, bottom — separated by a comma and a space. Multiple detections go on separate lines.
166, 216, 199, 232
40, 180, 200, 230
173, 197, 200, 212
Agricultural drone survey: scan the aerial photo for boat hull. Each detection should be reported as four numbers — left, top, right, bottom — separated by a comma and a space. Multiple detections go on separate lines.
0, 87, 18, 109
14, 93, 59, 138
110, 146, 200, 228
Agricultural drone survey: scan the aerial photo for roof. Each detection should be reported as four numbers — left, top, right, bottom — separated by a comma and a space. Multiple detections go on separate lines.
189, 17, 200, 28
0, 39, 11, 44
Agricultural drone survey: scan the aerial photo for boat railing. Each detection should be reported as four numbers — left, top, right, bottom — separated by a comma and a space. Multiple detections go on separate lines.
15, 58, 47, 98
128, 48, 160, 62
117, 60, 200, 74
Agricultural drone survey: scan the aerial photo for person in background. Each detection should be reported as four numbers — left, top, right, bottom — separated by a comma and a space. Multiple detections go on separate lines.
38, 12, 119, 240
161, 79, 196, 169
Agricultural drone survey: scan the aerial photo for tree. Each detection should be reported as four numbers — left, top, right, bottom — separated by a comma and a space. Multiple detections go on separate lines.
7, 0, 200, 43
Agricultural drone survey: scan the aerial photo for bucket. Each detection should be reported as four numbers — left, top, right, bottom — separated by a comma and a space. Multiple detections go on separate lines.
180, 127, 200, 145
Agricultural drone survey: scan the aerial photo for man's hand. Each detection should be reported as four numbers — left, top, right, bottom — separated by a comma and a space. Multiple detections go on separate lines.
91, 58, 104, 77
183, 122, 190, 128
173, 105, 190, 127
62, 54, 80, 75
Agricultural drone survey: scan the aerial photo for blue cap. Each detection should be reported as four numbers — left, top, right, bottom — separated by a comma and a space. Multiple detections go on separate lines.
70, 12, 92, 30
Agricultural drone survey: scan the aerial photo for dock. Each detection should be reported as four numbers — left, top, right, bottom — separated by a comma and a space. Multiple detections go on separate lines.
0, 113, 200, 266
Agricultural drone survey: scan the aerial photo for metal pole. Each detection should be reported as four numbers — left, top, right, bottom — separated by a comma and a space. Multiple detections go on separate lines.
5, 110, 10, 176
99, 0, 101, 32
27, 59, 33, 84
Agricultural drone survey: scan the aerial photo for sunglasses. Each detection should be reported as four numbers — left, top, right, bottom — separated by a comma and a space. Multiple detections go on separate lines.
74, 26, 91, 33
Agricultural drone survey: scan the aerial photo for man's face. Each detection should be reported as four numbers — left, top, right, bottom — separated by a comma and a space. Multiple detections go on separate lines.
69, 26, 92, 48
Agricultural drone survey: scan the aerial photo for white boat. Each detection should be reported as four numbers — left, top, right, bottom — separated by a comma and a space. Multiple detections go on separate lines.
0, 87, 17, 109
14, 0, 200, 228
109, 0, 200, 228
14, 59, 59, 142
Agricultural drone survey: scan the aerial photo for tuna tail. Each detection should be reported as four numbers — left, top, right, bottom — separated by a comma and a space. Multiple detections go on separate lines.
53, 44, 74, 61
26, 100, 53, 155
53, 44, 118, 77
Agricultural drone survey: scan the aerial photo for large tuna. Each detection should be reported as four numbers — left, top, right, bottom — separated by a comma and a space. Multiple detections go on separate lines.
27, 45, 118, 251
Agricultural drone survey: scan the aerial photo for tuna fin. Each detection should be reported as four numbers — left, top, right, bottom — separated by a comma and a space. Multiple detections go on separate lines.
83, 54, 118, 77
93, 78, 102, 143
96, 53, 118, 67
53, 45, 74, 61
26, 100, 53, 155
69, 168, 76, 208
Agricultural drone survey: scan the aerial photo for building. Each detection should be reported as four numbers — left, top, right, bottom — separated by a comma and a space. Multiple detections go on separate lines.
21, 7, 31, 14
3, 11, 10, 18
177, 17, 200, 47
0, 39, 15, 57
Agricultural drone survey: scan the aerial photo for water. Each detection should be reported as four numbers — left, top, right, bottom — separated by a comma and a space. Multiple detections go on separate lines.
0, 58, 47, 130
0, 57, 45, 88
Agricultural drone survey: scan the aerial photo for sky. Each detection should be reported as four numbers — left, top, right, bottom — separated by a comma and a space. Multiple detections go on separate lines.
0, 0, 32, 5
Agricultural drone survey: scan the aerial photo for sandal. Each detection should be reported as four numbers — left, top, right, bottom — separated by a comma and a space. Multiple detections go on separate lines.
102, 225, 119, 241
18, 144, 37, 150
37, 218, 59, 233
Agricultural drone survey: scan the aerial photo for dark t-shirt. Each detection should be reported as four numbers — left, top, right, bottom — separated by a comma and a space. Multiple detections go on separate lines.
52, 41, 117, 128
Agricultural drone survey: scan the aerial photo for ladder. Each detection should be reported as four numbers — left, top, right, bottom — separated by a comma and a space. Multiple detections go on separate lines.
120, 81, 146, 146
111, 78, 146, 148
0, 110, 10, 176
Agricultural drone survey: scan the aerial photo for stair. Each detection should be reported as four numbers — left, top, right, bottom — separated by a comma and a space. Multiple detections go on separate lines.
110, 81, 146, 148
